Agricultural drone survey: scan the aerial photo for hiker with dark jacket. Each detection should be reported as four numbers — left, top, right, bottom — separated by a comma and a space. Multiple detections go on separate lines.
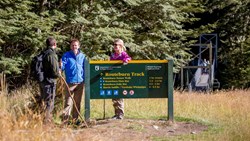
60, 39, 86, 125
40, 37, 60, 124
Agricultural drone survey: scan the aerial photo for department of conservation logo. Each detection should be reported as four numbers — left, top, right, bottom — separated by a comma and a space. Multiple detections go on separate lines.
95, 65, 99, 71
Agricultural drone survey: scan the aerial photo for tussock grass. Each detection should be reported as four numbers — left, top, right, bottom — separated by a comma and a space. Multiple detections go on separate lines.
0, 86, 94, 141
0, 87, 250, 141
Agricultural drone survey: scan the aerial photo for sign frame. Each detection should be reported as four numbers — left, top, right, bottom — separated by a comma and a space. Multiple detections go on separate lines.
84, 60, 173, 121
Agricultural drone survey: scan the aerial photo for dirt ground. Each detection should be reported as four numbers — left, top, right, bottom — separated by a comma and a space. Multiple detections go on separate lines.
70, 119, 208, 141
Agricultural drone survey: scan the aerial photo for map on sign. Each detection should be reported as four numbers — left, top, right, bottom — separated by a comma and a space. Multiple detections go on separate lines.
89, 60, 169, 99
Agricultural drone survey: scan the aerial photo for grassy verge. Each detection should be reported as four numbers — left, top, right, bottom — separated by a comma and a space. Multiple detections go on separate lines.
0, 87, 250, 140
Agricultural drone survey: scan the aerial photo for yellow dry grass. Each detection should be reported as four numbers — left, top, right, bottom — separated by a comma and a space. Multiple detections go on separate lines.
173, 90, 250, 141
0, 87, 250, 141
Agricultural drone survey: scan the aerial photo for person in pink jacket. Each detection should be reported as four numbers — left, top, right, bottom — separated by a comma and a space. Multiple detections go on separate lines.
110, 39, 131, 119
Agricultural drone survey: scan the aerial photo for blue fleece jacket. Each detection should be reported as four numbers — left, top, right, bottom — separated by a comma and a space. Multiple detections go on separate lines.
61, 50, 85, 84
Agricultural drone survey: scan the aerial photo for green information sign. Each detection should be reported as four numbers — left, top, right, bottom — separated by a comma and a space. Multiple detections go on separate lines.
84, 60, 173, 121
89, 60, 168, 99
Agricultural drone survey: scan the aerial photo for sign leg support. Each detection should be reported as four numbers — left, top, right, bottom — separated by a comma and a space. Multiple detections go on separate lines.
84, 59, 90, 121
168, 60, 174, 121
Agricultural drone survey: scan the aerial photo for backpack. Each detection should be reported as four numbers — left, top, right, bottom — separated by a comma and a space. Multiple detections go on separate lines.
30, 50, 49, 82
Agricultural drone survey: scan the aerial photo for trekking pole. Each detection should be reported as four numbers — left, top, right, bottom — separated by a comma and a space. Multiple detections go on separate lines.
60, 75, 89, 128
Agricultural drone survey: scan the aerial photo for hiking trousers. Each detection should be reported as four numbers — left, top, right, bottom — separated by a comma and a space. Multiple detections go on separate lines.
112, 98, 124, 117
63, 82, 84, 121
39, 81, 56, 123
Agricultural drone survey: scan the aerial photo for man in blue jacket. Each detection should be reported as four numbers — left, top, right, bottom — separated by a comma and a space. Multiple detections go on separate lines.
61, 39, 86, 124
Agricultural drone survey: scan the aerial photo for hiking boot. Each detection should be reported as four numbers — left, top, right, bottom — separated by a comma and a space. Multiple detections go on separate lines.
62, 120, 71, 125
111, 115, 123, 120
74, 119, 82, 126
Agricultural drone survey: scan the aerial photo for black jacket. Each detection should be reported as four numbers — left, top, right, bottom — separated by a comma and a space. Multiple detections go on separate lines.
43, 47, 60, 83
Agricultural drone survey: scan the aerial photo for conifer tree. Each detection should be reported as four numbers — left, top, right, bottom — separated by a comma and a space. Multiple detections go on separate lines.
0, 0, 65, 87
4, 0, 249, 89
56, 0, 207, 72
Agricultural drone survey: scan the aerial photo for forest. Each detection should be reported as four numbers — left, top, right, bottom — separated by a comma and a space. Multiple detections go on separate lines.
0, 0, 250, 89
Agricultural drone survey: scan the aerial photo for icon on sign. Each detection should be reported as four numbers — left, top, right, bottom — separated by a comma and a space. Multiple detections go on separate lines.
95, 66, 99, 71
129, 90, 134, 95
123, 90, 128, 95
114, 90, 118, 95
100, 90, 105, 96
107, 90, 112, 95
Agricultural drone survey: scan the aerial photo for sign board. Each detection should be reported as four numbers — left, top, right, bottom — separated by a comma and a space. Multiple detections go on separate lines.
89, 60, 168, 99
84, 60, 173, 121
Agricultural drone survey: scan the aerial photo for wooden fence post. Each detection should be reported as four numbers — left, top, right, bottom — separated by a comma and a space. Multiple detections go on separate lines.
0, 72, 7, 94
